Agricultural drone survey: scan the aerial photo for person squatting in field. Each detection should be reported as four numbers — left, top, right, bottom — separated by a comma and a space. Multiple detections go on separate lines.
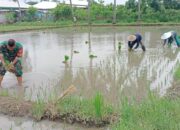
0, 39, 23, 87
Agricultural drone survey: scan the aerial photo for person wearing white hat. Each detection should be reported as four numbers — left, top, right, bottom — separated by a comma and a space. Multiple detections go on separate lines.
161, 31, 180, 47
127, 33, 146, 51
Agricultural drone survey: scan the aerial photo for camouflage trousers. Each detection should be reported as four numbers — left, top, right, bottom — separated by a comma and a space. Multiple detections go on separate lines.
0, 59, 23, 77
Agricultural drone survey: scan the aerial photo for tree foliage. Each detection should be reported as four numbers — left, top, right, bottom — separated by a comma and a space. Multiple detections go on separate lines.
52, 4, 72, 21
26, 6, 38, 21
28, 0, 180, 23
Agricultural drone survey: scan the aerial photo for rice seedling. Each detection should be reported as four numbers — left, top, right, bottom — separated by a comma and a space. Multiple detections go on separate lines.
62, 55, 69, 63
73, 50, 80, 53
89, 54, 97, 58
118, 42, 122, 50
31, 97, 45, 120
92, 92, 104, 118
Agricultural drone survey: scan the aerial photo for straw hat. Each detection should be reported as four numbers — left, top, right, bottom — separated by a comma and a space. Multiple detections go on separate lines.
161, 31, 172, 40
127, 35, 136, 42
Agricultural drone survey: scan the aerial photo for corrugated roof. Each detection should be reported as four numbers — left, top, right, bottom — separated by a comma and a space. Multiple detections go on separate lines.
65, 0, 88, 7
0, 0, 88, 10
33, 1, 57, 10
0, 1, 30, 9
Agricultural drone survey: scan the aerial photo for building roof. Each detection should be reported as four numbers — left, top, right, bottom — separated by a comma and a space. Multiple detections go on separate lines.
33, 0, 88, 10
0, 0, 88, 10
0, 1, 30, 9
26, 0, 39, 5
65, 0, 88, 7
33, 1, 57, 10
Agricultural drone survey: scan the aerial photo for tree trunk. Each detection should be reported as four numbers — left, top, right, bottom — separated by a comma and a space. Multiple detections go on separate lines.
87, 0, 91, 25
14, 0, 22, 21
138, 0, 141, 21
113, 0, 116, 24
69, 0, 75, 23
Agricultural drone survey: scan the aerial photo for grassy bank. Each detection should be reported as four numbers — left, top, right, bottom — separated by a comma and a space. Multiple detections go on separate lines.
0, 89, 180, 129
0, 21, 180, 33
112, 66, 180, 130
0, 90, 116, 127
0, 86, 180, 129
113, 94, 180, 130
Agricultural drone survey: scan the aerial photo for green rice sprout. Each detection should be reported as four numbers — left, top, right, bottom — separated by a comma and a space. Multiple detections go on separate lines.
32, 98, 45, 120
93, 92, 104, 118
73, 50, 79, 53
89, 54, 97, 58
63, 55, 69, 63
118, 42, 122, 50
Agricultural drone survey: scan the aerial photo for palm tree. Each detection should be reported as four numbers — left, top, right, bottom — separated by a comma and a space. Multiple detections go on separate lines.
13, 0, 22, 21
113, 0, 116, 24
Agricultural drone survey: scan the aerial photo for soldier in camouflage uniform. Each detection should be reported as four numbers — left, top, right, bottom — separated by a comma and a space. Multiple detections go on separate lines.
0, 39, 23, 87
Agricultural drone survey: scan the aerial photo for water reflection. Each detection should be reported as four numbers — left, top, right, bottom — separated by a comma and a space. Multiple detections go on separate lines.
0, 27, 179, 102
0, 114, 106, 130
0, 26, 180, 130
23, 50, 32, 73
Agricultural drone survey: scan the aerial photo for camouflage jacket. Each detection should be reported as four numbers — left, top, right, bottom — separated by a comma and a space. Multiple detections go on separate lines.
0, 41, 23, 62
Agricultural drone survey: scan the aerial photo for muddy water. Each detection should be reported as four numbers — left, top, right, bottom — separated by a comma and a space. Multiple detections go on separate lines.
0, 26, 180, 129
0, 114, 107, 130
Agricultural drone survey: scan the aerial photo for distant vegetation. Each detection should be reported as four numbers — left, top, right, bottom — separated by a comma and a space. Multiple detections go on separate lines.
4, 0, 180, 24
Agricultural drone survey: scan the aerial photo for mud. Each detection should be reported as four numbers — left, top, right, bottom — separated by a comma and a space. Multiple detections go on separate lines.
166, 81, 180, 99
0, 96, 116, 127
0, 26, 180, 129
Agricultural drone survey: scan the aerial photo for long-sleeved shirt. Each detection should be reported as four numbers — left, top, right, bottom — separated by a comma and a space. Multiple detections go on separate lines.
128, 33, 142, 49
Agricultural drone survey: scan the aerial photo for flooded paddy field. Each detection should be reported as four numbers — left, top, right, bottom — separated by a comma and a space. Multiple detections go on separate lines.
0, 114, 107, 130
0, 26, 180, 129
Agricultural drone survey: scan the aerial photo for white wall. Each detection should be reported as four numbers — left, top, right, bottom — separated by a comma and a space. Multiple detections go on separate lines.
0, 13, 7, 23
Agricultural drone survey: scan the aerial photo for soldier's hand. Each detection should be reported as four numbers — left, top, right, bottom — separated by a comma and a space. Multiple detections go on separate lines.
8, 63, 15, 70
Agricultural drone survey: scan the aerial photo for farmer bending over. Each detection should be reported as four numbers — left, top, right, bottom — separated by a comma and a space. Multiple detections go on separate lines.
127, 33, 146, 51
161, 31, 180, 47
0, 39, 23, 87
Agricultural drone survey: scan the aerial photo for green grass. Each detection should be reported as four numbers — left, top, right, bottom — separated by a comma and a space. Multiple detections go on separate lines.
174, 66, 180, 80
113, 94, 180, 130
93, 92, 104, 118
0, 89, 9, 97
31, 98, 46, 120
0, 21, 73, 33
0, 21, 180, 33
57, 93, 113, 120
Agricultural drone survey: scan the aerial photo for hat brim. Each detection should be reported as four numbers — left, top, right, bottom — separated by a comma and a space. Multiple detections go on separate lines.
161, 32, 172, 40
127, 35, 136, 42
